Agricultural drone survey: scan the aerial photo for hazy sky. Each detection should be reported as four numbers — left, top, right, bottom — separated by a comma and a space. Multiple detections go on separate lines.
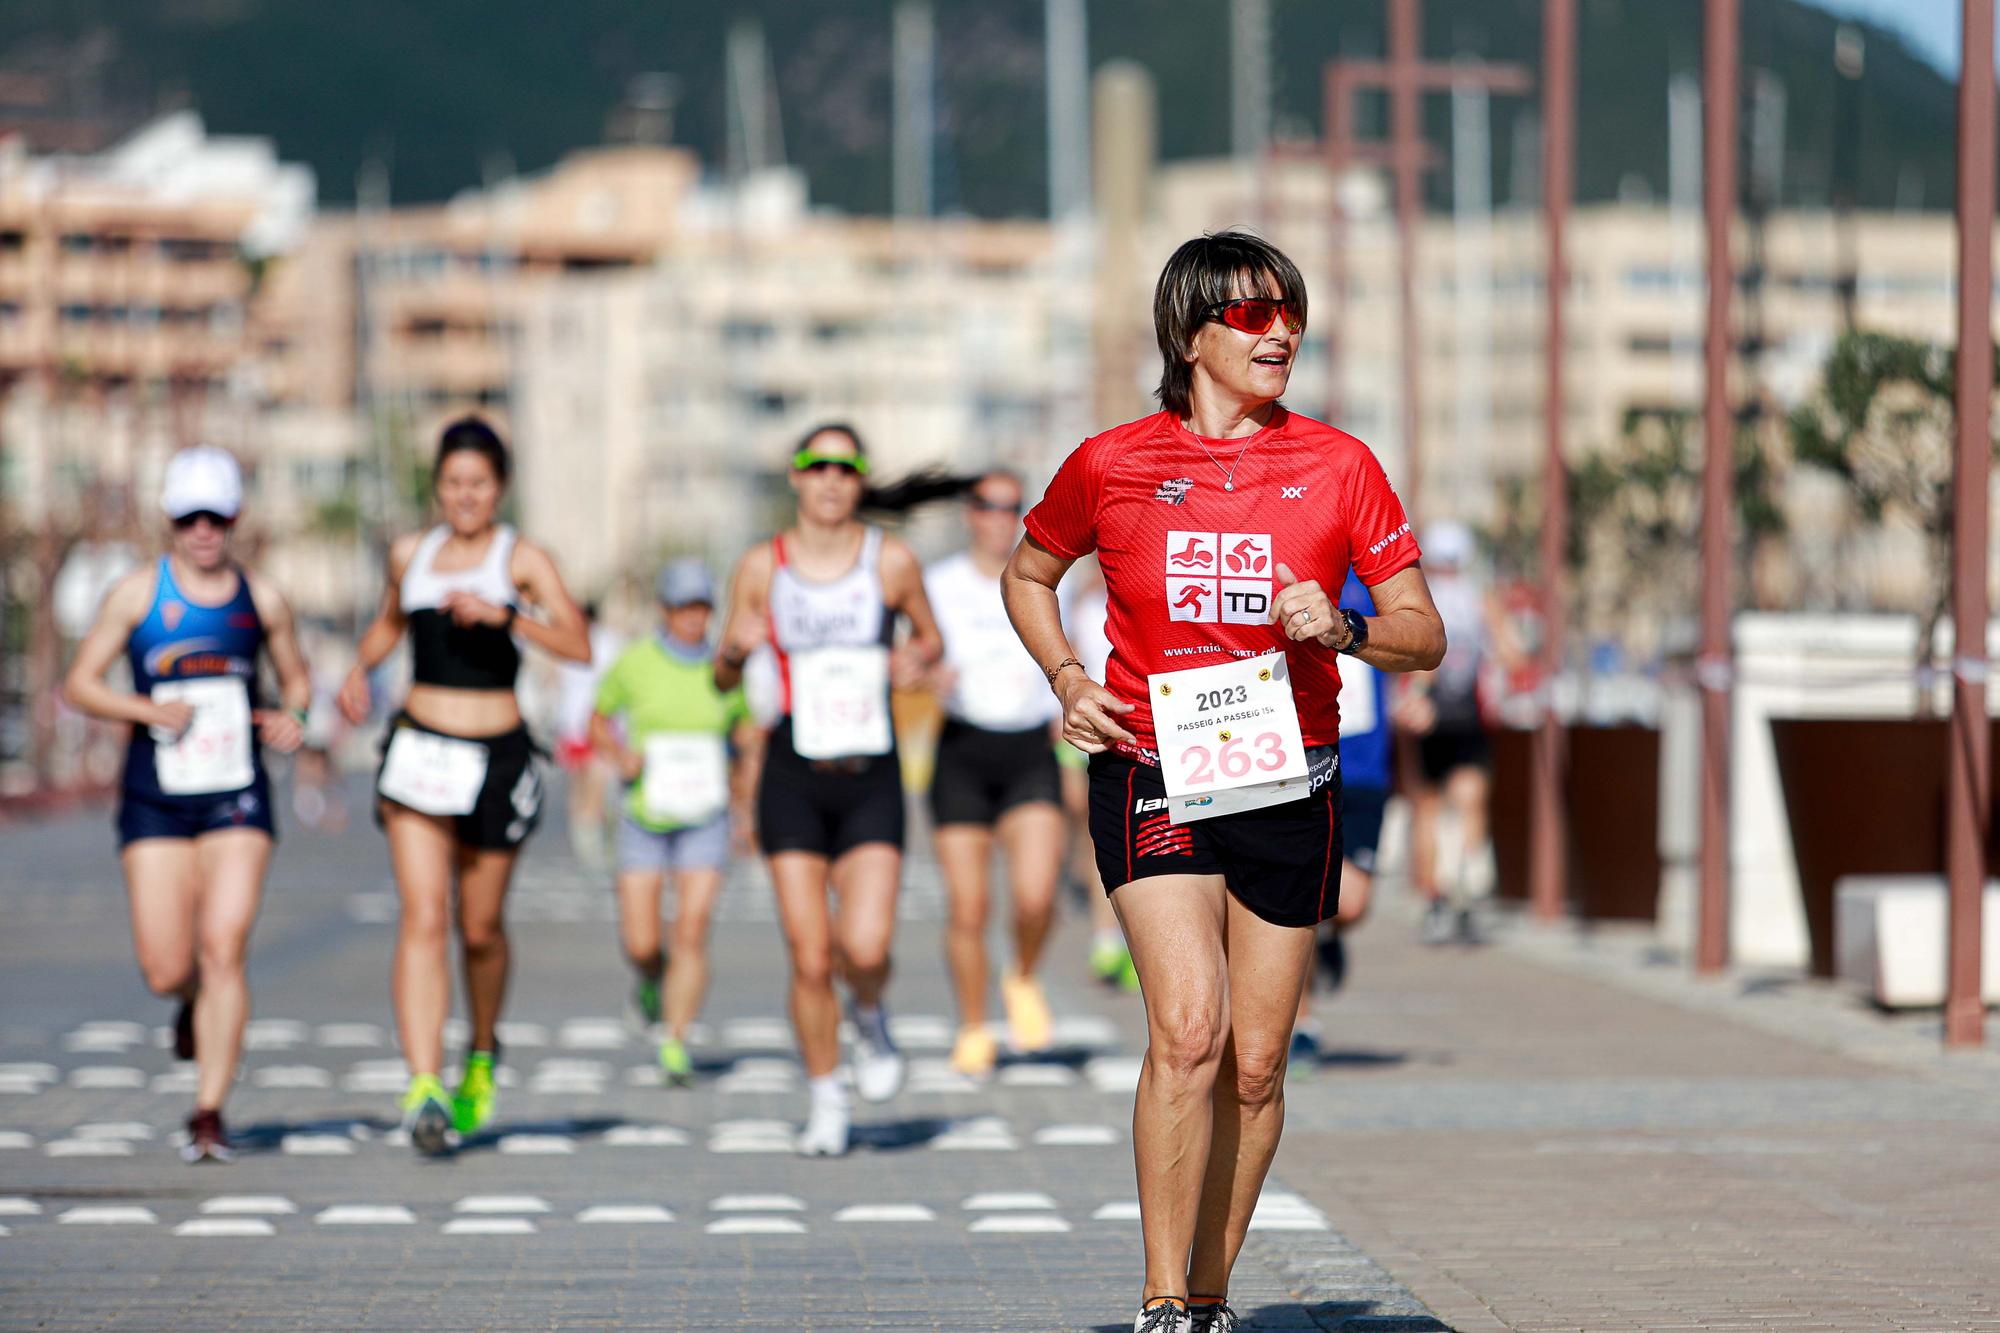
1806, 0, 1987, 76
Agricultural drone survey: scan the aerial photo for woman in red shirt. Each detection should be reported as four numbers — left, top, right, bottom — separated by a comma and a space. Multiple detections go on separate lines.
1003, 232, 1446, 1332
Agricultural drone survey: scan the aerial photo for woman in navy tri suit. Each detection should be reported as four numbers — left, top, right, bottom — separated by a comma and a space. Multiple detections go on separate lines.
65, 446, 312, 1162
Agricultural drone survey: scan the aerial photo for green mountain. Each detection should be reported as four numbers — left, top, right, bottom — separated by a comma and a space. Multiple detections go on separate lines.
0, 0, 1966, 216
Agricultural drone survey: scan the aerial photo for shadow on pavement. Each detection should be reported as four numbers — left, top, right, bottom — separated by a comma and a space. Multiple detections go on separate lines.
1087, 1302, 1451, 1331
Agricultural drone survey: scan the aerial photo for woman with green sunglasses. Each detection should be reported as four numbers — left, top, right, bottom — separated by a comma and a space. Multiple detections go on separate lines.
714, 423, 948, 1157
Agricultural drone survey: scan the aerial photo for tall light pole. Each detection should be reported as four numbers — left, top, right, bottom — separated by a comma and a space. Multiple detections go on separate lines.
1944, 0, 1993, 1049
1697, 0, 1739, 974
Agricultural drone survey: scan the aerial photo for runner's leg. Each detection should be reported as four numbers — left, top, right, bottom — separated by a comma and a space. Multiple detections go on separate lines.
665, 866, 722, 1042
769, 851, 839, 1077
122, 840, 200, 1003
995, 802, 1064, 977
455, 844, 519, 1054
1112, 873, 1230, 1306
386, 805, 457, 1076
829, 843, 900, 1008
1186, 892, 1316, 1298
189, 829, 270, 1112
935, 825, 994, 1029
615, 867, 668, 983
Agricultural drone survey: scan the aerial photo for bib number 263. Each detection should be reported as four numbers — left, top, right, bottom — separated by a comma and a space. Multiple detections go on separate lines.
1179, 731, 1291, 788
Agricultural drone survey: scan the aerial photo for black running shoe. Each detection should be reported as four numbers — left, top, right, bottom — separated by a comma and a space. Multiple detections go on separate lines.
1315, 929, 1347, 992
181, 1108, 233, 1164
173, 997, 196, 1061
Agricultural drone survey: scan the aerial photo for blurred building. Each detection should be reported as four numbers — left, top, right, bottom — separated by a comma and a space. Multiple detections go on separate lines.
512, 168, 1091, 602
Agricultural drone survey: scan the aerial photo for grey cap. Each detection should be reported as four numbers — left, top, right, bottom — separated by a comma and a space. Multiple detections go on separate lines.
656, 558, 716, 607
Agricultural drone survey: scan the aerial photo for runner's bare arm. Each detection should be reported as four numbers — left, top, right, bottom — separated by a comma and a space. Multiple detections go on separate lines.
62, 567, 183, 731
589, 709, 640, 781
339, 532, 419, 724
713, 543, 774, 693
503, 540, 592, 663
1347, 566, 1447, 673
882, 537, 942, 687
1003, 535, 1134, 753
247, 574, 312, 753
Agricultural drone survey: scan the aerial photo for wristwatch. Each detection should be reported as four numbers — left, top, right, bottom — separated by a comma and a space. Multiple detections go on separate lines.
1335, 608, 1368, 656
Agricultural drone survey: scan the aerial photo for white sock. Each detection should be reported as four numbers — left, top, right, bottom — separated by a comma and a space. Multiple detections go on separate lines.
808, 1073, 847, 1107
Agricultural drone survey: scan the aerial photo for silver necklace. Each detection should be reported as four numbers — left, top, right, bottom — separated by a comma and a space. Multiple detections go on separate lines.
1191, 434, 1260, 492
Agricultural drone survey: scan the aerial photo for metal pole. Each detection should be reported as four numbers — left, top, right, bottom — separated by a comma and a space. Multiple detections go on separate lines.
1390, 0, 1424, 510
1324, 64, 1348, 425
1945, 0, 1993, 1050
1530, 0, 1574, 924
1697, 0, 1739, 974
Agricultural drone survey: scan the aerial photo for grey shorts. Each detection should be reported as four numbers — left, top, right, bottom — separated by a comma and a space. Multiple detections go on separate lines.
616, 813, 731, 874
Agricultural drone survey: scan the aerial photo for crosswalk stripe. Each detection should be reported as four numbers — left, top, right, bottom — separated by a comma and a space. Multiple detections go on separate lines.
442, 1217, 538, 1235
0, 1198, 43, 1216
497, 1134, 577, 1154
281, 1134, 355, 1156
315, 1205, 415, 1225
45, 1139, 133, 1157
201, 1196, 296, 1215
710, 1194, 805, 1212
1032, 1124, 1120, 1146
705, 1217, 806, 1235
1092, 1201, 1143, 1221
962, 1192, 1058, 1211
174, 1218, 275, 1237
576, 1204, 674, 1224
968, 1215, 1071, 1233
455, 1195, 551, 1214
834, 1204, 937, 1222
59, 1206, 157, 1225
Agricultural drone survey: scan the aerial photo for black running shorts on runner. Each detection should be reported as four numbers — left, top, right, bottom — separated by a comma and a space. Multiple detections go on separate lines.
375, 714, 544, 850
1087, 747, 1343, 928
1416, 724, 1492, 785
757, 717, 906, 858
929, 719, 1062, 828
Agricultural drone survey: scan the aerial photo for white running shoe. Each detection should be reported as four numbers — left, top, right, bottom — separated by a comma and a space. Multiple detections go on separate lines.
796, 1094, 851, 1157
850, 1006, 906, 1104
1133, 1301, 1190, 1332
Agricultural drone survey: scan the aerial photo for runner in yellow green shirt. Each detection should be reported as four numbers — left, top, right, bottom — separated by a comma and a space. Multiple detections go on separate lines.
590, 559, 756, 1084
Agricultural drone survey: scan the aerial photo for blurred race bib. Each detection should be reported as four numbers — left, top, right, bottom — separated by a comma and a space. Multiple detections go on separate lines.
790, 645, 893, 760
1336, 657, 1378, 735
642, 733, 730, 825
152, 677, 254, 796
378, 727, 488, 816
1149, 652, 1309, 824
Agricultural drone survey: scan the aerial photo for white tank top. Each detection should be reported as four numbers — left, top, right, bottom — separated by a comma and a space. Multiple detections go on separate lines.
400, 524, 519, 612
926, 551, 1058, 732
768, 526, 889, 654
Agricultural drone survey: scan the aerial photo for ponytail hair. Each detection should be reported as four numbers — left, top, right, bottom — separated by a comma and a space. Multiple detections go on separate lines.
791, 421, 979, 518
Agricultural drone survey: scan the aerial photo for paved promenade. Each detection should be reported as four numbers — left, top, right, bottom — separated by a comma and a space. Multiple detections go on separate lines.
4, 776, 1997, 1329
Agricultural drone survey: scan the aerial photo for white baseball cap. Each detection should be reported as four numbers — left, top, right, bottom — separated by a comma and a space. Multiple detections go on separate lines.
160, 446, 243, 521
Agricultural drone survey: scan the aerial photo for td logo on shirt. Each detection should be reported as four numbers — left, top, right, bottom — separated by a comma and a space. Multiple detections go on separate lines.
1165, 531, 1272, 624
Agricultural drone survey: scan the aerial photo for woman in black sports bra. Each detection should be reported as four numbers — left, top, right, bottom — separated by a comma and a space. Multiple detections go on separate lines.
338, 418, 591, 1156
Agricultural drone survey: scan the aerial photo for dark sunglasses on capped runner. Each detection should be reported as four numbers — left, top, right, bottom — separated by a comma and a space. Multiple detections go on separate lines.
171, 510, 235, 530
1203, 296, 1304, 336
792, 449, 869, 476
967, 497, 1022, 516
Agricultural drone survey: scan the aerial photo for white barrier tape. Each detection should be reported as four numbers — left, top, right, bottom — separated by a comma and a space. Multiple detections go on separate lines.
1954, 656, 1992, 685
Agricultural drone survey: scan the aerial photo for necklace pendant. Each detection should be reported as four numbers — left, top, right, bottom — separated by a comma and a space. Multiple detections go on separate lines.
1224, 481, 1234, 492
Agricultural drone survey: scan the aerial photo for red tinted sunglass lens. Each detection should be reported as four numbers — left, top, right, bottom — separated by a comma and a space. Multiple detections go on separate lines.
1218, 299, 1299, 334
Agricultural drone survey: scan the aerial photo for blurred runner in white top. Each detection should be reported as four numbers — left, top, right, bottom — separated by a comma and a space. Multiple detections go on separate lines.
1056, 560, 1136, 991
923, 471, 1067, 1077
554, 604, 623, 872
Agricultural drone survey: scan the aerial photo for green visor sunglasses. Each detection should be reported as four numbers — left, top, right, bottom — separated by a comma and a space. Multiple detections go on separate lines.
792, 450, 870, 476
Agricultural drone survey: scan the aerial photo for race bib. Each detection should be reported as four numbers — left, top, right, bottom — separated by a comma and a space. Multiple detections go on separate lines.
378, 727, 489, 816
1149, 652, 1309, 824
952, 652, 1051, 731
790, 645, 892, 760
151, 677, 254, 796
1336, 657, 1378, 736
642, 733, 730, 825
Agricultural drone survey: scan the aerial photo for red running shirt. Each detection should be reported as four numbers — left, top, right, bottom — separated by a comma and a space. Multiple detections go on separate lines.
1025, 408, 1419, 758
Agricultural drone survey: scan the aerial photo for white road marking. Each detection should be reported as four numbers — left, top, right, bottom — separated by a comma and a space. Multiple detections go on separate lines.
455, 1195, 551, 1214
969, 1215, 1071, 1233
494, 1021, 548, 1047
626, 1066, 665, 1087
253, 1065, 332, 1090
933, 1116, 1019, 1151
887, 1015, 953, 1051
45, 1139, 133, 1157
243, 1019, 310, 1049
201, 1196, 296, 1215
69, 1020, 147, 1044
0, 1063, 58, 1082
710, 1194, 805, 1212
1032, 1124, 1120, 1147
1248, 1192, 1330, 1231
577, 1204, 674, 1224
1092, 1201, 1143, 1221
497, 1134, 576, 1155
0, 1198, 43, 1216
557, 1019, 627, 1050
961, 1192, 1058, 1212
705, 1217, 806, 1235
174, 1218, 275, 1238
314, 1022, 385, 1048
150, 1070, 199, 1094
315, 1205, 415, 1225
1050, 1015, 1119, 1048
59, 1206, 157, 1225
1084, 1056, 1143, 1093
834, 1204, 937, 1222
602, 1125, 689, 1147
69, 1066, 146, 1090
0, 1076, 46, 1095
281, 1134, 355, 1156
999, 1064, 1077, 1088
341, 1060, 408, 1094
719, 1018, 791, 1050
0, 1132, 31, 1149
442, 1217, 537, 1235
75, 1122, 154, 1141
64, 1032, 139, 1054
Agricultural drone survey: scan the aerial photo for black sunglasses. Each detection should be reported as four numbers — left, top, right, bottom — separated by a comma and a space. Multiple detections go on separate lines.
968, 497, 1022, 516
172, 511, 235, 530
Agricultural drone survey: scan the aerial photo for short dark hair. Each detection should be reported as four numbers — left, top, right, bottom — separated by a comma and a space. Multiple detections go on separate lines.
1152, 230, 1308, 421
795, 421, 866, 459
434, 416, 510, 486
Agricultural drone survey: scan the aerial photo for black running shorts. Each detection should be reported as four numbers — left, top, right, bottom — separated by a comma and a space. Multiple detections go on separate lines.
1416, 724, 1492, 785
1087, 747, 1343, 928
375, 714, 544, 850
929, 719, 1061, 828
756, 718, 906, 858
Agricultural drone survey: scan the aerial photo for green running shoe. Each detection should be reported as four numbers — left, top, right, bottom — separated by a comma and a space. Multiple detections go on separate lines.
452, 1050, 497, 1136
1089, 939, 1126, 984
1116, 950, 1141, 993
628, 975, 663, 1032
659, 1036, 694, 1087
400, 1073, 455, 1157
